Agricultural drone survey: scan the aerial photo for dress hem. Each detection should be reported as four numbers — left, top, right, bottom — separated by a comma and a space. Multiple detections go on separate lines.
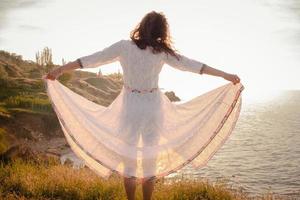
44, 77, 244, 181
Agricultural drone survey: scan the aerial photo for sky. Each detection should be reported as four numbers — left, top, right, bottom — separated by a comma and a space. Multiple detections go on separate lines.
0, 0, 299, 103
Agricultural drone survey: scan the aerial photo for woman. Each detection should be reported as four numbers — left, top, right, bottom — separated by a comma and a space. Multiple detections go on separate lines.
45, 11, 242, 200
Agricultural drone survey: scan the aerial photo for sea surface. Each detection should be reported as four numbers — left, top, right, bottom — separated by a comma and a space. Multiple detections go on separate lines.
61, 90, 300, 198
171, 90, 300, 198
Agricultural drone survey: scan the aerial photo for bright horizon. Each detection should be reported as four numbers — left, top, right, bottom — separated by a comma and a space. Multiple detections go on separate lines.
1, 0, 299, 103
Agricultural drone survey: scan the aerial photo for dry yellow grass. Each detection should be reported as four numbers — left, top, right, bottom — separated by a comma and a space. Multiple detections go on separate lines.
0, 158, 288, 200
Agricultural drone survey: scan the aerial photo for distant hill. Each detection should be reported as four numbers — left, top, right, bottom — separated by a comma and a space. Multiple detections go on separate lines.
0, 50, 180, 162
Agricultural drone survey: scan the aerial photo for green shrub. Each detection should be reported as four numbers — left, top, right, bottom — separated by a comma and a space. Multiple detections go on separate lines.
28, 68, 42, 79
0, 66, 8, 79
4, 95, 52, 112
58, 72, 73, 85
0, 128, 9, 154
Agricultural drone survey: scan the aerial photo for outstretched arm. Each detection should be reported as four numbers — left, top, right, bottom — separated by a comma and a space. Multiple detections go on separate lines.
45, 40, 125, 80
163, 53, 240, 85
45, 60, 81, 80
201, 64, 241, 85
163, 53, 205, 74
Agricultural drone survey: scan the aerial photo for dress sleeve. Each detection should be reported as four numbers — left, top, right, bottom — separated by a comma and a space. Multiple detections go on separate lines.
162, 52, 205, 74
77, 39, 125, 69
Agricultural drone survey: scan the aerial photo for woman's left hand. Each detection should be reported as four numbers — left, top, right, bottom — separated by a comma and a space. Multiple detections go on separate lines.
45, 68, 62, 80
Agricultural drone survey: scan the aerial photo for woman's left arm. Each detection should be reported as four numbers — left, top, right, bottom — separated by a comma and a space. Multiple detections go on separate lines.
45, 39, 125, 80
45, 60, 81, 80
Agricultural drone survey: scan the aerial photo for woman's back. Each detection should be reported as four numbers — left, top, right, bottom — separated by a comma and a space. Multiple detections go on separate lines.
78, 39, 204, 90
121, 40, 164, 89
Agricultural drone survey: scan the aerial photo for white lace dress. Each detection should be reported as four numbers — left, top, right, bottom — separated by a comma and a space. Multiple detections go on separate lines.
43, 39, 244, 180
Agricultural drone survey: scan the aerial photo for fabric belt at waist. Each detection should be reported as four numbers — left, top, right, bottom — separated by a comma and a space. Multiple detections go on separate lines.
123, 84, 163, 94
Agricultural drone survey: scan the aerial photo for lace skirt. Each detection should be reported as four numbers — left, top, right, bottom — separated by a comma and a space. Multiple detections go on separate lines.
44, 77, 244, 181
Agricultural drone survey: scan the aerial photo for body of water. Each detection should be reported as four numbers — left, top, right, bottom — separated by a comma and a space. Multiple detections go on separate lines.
172, 91, 300, 198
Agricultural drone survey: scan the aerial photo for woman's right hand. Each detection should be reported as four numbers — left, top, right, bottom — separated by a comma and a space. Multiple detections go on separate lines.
222, 73, 241, 85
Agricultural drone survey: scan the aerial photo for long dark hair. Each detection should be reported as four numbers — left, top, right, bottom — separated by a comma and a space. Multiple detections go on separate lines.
130, 11, 180, 60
